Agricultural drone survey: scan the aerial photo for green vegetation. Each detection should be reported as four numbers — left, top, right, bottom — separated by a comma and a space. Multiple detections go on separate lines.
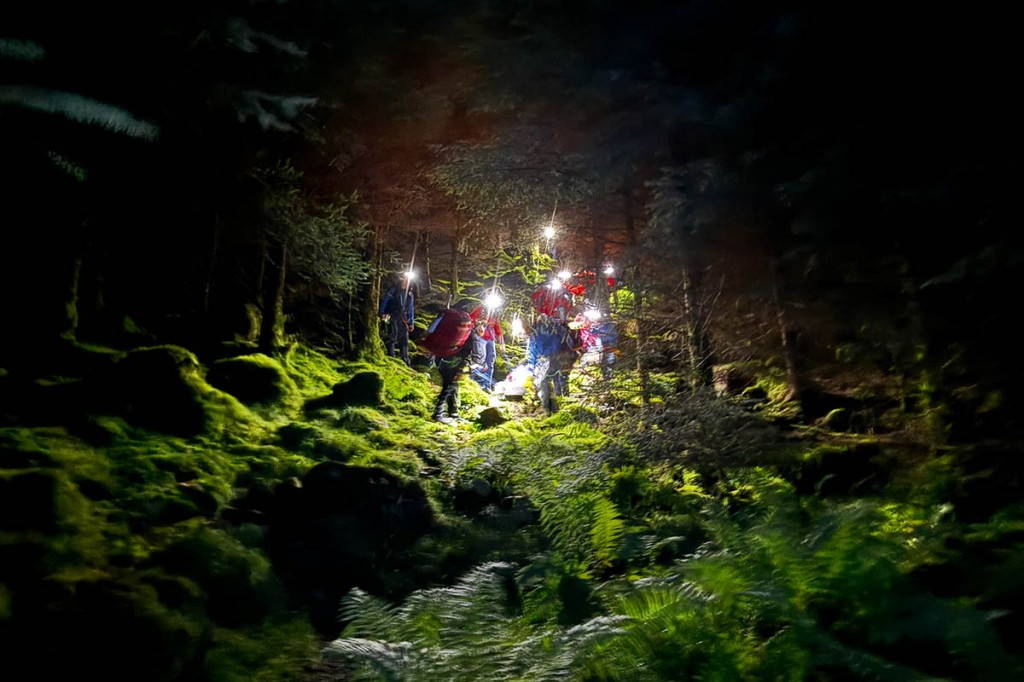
2, 333, 1021, 681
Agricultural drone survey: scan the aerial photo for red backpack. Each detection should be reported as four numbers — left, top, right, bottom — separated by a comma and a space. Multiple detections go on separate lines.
419, 308, 473, 358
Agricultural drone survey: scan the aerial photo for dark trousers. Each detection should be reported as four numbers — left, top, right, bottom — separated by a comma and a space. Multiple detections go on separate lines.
472, 338, 497, 390
385, 317, 410, 365
433, 357, 466, 418
484, 338, 496, 387
535, 352, 573, 414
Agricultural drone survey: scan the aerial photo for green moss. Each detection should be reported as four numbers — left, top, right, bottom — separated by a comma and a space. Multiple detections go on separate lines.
0, 426, 115, 485
327, 357, 453, 418
279, 345, 344, 396
151, 526, 286, 626
194, 383, 264, 442
351, 448, 425, 478
458, 378, 491, 412
742, 365, 791, 404
276, 419, 376, 462
0, 469, 86, 546
88, 345, 263, 439
0, 428, 118, 565
316, 431, 375, 461
228, 444, 314, 484
207, 354, 302, 411
335, 406, 391, 434
203, 617, 319, 682
275, 422, 320, 450
380, 365, 437, 411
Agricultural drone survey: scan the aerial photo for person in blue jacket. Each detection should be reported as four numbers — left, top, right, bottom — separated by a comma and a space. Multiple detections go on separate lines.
379, 275, 415, 366
525, 314, 575, 414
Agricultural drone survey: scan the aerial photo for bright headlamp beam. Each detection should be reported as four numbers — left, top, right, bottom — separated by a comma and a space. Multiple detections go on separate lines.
484, 291, 503, 309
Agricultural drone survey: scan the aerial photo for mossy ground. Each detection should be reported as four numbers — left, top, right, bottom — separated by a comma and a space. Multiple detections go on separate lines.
0, 339, 549, 680
2, 340, 1022, 680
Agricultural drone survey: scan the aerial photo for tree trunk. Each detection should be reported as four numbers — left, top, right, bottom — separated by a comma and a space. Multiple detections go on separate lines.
424, 232, 433, 294
770, 258, 803, 403
251, 233, 269, 343
678, 266, 715, 391
63, 253, 82, 340
622, 183, 650, 403
679, 267, 701, 390
360, 224, 386, 359
633, 281, 651, 404
258, 236, 287, 355
450, 227, 461, 304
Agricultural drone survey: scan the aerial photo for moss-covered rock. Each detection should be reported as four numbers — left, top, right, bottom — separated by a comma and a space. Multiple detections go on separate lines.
336, 406, 390, 434
99, 345, 209, 436
275, 421, 373, 461
82, 345, 259, 439
477, 406, 508, 428
150, 526, 287, 627
206, 354, 300, 408
304, 370, 384, 411
712, 362, 757, 396
266, 461, 436, 635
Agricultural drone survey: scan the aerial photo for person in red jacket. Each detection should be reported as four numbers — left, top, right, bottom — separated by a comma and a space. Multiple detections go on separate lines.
432, 329, 478, 424
469, 304, 508, 392
530, 284, 573, 319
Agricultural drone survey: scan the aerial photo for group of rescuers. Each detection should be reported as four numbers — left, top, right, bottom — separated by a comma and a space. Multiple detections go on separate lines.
378, 271, 618, 425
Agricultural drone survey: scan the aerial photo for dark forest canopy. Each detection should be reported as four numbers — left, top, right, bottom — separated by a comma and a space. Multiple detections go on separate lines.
1, 1, 1022, 680
2, 0, 1018, 437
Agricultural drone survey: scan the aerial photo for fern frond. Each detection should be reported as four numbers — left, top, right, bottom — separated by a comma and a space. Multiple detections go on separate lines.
234, 90, 317, 132
322, 638, 416, 681
0, 86, 159, 139
339, 587, 403, 640
0, 38, 45, 61
323, 562, 640, 681
614, 578, 711, 624
508, 615, 630, 682
590, 496, 625, 567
